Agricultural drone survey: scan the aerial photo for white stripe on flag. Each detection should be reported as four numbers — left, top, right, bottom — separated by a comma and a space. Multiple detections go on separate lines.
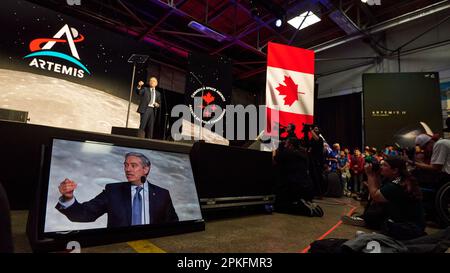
265, 66, 314, 115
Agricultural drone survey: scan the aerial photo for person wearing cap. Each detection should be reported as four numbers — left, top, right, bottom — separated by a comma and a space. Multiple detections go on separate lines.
415, 134, 450, 174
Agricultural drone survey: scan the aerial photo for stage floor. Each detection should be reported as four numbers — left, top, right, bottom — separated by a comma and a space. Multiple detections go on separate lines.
10, 197, 445, 253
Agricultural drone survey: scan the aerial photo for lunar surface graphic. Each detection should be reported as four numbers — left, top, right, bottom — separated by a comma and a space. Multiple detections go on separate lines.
0, 69, 140, 133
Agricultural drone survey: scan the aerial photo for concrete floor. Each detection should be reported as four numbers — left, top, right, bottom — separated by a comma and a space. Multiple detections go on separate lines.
10, 197, 442, 253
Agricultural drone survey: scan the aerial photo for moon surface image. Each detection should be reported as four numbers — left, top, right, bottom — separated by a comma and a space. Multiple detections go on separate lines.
0, 68, 140, 134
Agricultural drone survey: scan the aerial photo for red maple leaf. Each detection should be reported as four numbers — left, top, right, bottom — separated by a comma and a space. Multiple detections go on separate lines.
202, 92, 215, 105
275, 76, 304, 106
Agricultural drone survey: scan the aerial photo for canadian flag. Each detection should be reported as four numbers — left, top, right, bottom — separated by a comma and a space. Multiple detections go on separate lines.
265, 42, 315, 139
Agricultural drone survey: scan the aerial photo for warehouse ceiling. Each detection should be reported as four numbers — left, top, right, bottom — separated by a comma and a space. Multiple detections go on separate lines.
27, 0, 450, 85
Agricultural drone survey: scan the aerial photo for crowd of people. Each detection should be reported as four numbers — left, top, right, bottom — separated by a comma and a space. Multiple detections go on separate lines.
324, 143, 410, 199
272, 122, 450, 241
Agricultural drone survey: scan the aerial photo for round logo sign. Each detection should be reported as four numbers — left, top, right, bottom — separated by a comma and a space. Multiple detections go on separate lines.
188, 86, 226, 125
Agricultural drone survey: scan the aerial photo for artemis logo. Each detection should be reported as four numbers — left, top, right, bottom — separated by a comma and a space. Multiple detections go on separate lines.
362, 0, 381, 5
23, 24, 91, 78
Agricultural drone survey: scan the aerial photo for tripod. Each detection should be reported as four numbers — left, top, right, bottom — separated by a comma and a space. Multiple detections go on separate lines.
125, 54, 149, 128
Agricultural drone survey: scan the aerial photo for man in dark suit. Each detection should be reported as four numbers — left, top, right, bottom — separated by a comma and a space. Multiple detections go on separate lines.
136, 76, 161, 139
55, 152, 178, 228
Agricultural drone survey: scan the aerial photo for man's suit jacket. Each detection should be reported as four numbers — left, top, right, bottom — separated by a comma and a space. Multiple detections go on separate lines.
55, 182, 179, 228
135, 86, 161, 114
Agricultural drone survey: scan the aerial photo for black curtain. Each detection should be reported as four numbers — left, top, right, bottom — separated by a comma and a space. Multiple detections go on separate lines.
184, 52, 232, 137
315, 93, 362, 150
153, 89, 185, 140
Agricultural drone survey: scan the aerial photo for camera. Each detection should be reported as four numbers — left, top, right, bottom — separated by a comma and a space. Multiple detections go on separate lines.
302, 123, 314, 133
365, 157, 380, 172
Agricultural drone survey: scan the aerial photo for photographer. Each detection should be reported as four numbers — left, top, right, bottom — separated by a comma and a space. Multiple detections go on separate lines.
342, 156, 426, 240
273, 137, 321, 216
306, 125, 325, 197
279, 123, 298, 141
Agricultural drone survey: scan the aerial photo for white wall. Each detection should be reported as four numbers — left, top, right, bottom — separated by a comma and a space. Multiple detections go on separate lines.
316, 8, 450, 99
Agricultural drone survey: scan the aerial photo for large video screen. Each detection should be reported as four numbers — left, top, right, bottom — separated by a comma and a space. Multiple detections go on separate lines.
363, 72, 442, 149
43, 138, 202, 233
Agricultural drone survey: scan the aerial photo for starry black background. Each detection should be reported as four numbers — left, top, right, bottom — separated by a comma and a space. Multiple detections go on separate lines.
185, 52, 232, 129
0, 0, 156, 101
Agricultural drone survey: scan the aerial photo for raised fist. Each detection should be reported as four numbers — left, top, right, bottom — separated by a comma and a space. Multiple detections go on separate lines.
58, 178, 77, 201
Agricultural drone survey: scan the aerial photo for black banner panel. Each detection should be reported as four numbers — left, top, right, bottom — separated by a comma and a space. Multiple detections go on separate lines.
184, 53, 232, 135
363, 73, 442, 149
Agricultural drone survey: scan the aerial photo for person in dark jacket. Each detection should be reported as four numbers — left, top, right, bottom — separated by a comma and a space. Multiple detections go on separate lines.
136, 76, 161, 139
56, 152, 178, 228
342, 156, 426, 240
273, 138, 316, 215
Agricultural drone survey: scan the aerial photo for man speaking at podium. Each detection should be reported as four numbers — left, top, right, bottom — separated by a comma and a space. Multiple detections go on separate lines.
136, 76, 161, 139
55, 152, 178, 228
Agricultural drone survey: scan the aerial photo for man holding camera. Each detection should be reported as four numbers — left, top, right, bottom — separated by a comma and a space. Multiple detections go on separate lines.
342, 156, 426, 240
279, 123, 298, 141
306, 125, 325, 197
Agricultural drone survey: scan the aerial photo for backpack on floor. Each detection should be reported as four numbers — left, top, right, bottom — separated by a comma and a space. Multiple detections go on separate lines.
309, 238, 349, 253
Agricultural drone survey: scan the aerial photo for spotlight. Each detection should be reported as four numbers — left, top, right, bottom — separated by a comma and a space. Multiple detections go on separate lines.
288, 11, 321, 30
275, 19, 282, 27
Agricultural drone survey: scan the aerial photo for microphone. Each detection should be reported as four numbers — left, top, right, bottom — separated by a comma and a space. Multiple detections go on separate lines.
319, 133, 326, 141
140, 176, 147, 225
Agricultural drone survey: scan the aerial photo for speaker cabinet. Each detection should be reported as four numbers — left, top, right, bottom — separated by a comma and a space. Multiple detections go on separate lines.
0, 108, 28, 123
111, 127, 144, 138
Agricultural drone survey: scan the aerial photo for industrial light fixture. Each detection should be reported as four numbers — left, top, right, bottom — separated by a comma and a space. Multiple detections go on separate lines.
275, 17, 284, 27
187, 21, 227, 42
287, 11, 321, 30
328, 10, 359, 34
361, 0, 381, 5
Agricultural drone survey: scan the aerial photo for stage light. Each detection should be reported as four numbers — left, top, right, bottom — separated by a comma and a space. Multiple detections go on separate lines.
187, 21, 227, 42
287, 11, 321, 30
329, 10, 359, 34
275, 19, 282, 27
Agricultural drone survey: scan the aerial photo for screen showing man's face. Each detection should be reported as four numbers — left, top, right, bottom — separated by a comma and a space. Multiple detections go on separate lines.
124, 156, 149, 184
44, 139, 202, 233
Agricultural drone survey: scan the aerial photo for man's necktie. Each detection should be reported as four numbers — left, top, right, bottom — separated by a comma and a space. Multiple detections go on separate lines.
132, 186, 143, 225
